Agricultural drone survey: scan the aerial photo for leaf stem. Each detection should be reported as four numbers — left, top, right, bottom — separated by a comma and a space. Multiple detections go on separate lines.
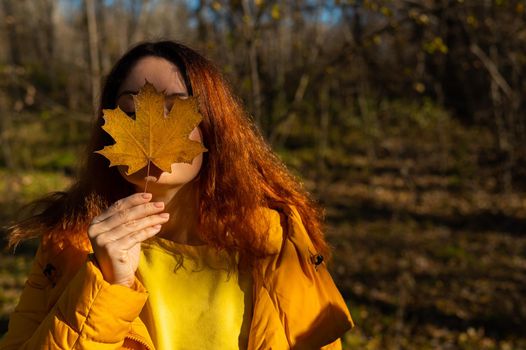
144, 158, 151, 193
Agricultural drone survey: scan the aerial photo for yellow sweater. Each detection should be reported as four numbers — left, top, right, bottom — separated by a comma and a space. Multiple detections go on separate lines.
136, 236, 253, 350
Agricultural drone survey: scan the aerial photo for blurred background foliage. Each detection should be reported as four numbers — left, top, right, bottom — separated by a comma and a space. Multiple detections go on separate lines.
1, 0, 525, 349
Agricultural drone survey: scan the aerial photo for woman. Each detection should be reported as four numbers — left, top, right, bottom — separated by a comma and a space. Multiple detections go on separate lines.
0, 40, 354, 349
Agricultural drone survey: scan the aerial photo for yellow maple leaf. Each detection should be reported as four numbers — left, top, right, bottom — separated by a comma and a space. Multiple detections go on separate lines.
94, 82, 208, 176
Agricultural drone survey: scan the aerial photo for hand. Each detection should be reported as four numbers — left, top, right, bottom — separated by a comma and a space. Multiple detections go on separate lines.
88, 192, 169, 287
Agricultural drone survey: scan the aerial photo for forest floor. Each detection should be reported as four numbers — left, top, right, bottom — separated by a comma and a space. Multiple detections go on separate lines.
310, 153, 526, 350
0, 148, 525, 349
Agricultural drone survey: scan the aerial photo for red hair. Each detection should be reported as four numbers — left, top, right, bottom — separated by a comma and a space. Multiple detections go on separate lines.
6, 40, 331, 264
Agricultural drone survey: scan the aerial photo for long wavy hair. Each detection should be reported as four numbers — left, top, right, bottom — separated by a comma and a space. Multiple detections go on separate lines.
5, 40, 331, 264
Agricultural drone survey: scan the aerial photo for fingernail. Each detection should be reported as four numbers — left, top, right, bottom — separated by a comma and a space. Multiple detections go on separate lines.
153, 224, 162, 229
142, 193, 152, 199
154, 202, 164, 208
160, 213, 170, 218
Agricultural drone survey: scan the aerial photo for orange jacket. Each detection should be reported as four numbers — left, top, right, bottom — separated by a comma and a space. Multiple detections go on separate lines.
0, 204, 354, 349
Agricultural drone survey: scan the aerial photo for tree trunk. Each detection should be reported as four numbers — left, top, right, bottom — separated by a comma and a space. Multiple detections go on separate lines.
85, 0, 101, 114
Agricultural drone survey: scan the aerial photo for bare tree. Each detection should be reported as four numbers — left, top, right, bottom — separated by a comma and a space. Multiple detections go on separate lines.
85, 0, 101, 114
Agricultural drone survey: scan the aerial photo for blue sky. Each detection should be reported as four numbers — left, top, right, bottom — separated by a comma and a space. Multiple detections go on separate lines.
60, 0, 343, 25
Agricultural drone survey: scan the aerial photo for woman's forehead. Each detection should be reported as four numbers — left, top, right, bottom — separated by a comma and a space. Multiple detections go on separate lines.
118, 56, 188, 96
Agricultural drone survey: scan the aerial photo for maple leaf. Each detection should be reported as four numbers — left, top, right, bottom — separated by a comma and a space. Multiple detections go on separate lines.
94, 82, 208, 176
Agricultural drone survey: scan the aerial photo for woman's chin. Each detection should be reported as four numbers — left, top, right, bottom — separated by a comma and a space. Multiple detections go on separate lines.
117, 165, 198, 190
142, 174, 187, 188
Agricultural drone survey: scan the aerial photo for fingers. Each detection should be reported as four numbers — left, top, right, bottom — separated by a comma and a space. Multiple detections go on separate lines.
93, 192, 152, 224
112, 224, 163, 251
89, 195, 166, 238
100, 201, 166, 232
95, 212, 170, 245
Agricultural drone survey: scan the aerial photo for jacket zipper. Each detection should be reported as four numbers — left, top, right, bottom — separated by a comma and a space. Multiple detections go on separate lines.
125, 334, 153, 350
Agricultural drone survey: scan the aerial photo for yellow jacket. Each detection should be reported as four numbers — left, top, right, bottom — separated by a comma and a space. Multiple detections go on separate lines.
0, 204, 354, 349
